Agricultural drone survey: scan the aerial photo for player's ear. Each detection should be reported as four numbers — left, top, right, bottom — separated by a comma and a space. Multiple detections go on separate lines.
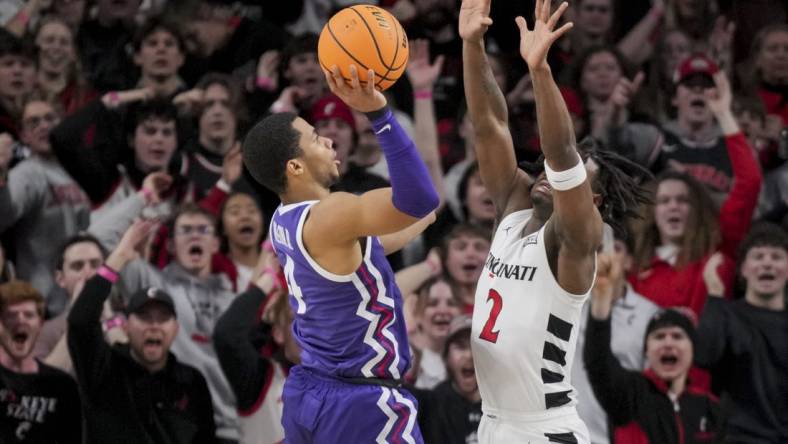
592, 193, 602, 208
286, 158, 305, 177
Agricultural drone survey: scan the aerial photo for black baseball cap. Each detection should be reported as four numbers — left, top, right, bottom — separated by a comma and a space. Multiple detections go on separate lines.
126, 287, 177, 318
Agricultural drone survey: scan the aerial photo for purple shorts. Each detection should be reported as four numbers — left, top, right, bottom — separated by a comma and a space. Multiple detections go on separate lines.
282, 366, 423, 444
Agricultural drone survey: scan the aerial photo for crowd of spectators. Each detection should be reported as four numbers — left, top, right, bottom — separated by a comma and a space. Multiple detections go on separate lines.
0, 0, 785, 443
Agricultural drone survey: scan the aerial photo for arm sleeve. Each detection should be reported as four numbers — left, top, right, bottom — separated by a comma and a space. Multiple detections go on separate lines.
50, 99, 124, 204
61, 378, 83, 444
717, 133, 763, 258
192, 371, 218, 444
695, 297, 752, 368
0, 162, 45, 232
583, 314, 644, 426
66, 274, 115, 398
365, 107, 440, 218
212, 285, 272, 411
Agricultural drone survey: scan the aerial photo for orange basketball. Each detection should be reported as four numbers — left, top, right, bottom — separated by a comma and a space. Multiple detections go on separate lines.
318, 5, 409, 91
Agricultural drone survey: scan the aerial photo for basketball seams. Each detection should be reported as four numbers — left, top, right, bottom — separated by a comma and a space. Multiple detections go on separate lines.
348, 6, 392, 71
319, 6, 408, 91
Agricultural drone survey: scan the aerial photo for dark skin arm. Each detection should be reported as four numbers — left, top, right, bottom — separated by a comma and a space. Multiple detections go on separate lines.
459, 0, 534, 220
517, 0, 603, 294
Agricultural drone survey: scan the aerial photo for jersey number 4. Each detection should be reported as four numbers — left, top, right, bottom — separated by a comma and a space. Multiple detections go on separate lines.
479, 289, 503, 343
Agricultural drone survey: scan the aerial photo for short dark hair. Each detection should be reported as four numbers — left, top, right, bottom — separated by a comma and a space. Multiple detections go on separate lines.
132, 15, 185, 54
0, 28, 36, 62
125, 98, 178, 139
738, 222, 788, 260
172, 202, 218, 232
279, 33, 319, 79
242, 112, 302, 195
439, 223, 492, 264
55, 233, 107, 271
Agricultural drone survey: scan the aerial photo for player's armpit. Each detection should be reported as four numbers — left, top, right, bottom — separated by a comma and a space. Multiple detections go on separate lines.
305, 188, 421, 248
379, 211, 436, 255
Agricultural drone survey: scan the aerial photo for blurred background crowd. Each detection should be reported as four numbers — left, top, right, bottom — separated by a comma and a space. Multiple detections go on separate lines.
0, 0, 785, 443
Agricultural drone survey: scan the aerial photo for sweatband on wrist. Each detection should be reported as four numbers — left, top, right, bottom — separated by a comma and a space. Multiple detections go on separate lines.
141, 186, 154, 204
97, 265, 119, 283
367, 108, 439, 218
414, 90, 433, 100
544, 157, 587, 191
256, 77, 275, 91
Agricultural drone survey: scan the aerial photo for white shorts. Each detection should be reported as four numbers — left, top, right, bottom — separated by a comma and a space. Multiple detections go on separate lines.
477, 406, 590, 444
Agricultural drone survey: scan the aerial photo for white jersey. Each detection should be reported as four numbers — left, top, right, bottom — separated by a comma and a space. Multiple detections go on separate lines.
471, 208, 591, 420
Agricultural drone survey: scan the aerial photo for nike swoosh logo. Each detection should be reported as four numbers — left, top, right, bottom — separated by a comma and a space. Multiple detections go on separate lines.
375, 124, 392, 135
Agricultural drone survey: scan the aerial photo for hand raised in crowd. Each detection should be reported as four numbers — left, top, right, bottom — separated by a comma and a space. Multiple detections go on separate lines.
610, 72, 645, 109
406, 39, 445, 93
515, 0, 573, 70
590, 251, 625, 319
506, 73, 535, 109
271, 85, 305, 113
172, 88, 205, 115
704, 71, 734, 117
0, 132, 14, 175
221, 142, 243, 185
459, 0, 493, 42
702, 252, 726, 297
101, 87, 155, 110
323, 65, 387, 113
255, 50, 281, 92
105, 219, 160, 271
140, 171, 173, 205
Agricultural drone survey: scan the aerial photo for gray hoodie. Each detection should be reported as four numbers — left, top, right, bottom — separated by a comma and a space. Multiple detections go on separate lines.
0, 156, 90, 295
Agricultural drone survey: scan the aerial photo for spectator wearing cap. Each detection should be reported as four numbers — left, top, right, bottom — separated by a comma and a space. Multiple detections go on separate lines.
628, 54, 762, 317
409, 314, 482, 444
585, 253, 720, 444
0, 281, 81, 443
653, 54, 758, 199
67, 218, 217, 444
91, 205, 240, 442
0, 98, 91, 297
696, 224, 788, 443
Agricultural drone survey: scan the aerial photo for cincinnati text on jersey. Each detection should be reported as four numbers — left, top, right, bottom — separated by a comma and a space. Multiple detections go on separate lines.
484, 253, 538, 281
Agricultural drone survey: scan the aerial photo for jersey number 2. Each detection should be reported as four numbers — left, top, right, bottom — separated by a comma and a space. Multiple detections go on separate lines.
479, 289, 503, 343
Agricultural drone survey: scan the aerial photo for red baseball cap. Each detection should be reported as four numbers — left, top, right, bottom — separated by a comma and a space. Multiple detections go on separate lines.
310, 94, 356, 132
673, 54, 719, 85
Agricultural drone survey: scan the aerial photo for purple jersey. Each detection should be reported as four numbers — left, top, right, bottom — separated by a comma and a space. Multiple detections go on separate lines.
269, 200, 411, 380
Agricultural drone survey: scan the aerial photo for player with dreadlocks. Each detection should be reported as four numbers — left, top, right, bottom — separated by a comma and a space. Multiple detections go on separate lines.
460, 0, 650, 442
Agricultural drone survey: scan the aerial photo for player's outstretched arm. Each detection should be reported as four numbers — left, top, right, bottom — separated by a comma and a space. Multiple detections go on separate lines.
460, 0, 532, 216
519, 0, 602, 293
308, 66, 440, 245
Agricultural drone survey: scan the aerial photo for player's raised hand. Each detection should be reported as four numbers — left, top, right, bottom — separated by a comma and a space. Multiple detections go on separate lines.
515, 0, 573, 70
459, 0, 493, 42
324, 64, 387, 113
